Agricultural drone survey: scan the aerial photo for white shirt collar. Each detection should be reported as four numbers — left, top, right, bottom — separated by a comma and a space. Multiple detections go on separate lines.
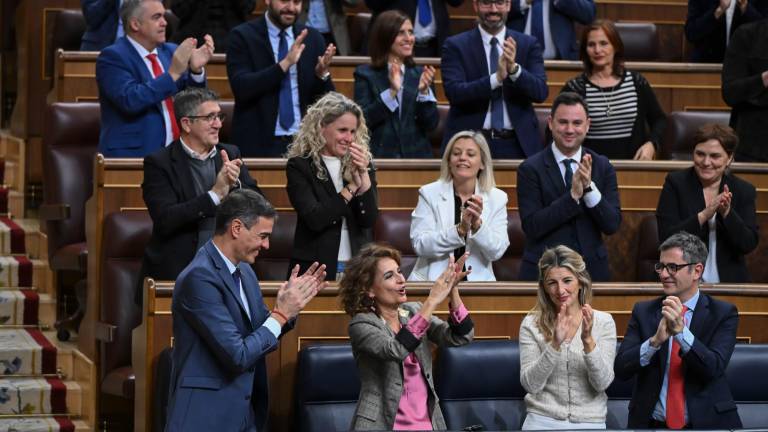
550, 142, 582, 165
126, 34, 157, 59
478, 24, 506, 46
179, 137, 217, 161
266, 13, 294, 40
212, 240, 239, 273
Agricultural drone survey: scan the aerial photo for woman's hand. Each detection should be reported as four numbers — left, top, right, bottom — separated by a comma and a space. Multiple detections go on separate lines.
449, 252, 471, 306
388, 61, 403, 97
553, 303, 570, 350
426, 256, 460, 306
418, 65, 435, 95
698, 194, 720, 224
348, 143, 371, 195
633, 142, 656, 160
717, 184, 732, 218
581, 304, 596, 353
459, 195, 483, 236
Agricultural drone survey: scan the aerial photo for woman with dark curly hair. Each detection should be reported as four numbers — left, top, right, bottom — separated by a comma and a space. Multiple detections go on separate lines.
339, 243, 474, 430
561, 19, 666, 160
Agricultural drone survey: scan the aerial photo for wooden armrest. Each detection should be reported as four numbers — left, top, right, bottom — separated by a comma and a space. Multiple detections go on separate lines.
38, 204, 71, 221
95, 321, 117, 343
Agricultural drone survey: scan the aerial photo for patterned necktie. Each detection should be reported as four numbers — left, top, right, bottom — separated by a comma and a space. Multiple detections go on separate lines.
563, 159, 574, 190
489, 37, 504, 131
418, 0, 432, 26
145, 53, 180, 140
530, 0, 545, 51
277, 30, 295, 130
666, 304, 689, 429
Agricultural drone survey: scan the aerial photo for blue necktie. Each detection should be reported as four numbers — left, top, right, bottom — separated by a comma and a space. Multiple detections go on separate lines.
563, 159, 574, 190
489, 37, 504, 131
418, 0, 432, 27
232, 268, 252, 320
530, 0, 545, 51
278, 30, 295, 130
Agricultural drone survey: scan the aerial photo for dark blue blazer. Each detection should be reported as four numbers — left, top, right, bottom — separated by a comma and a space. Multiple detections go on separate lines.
95, 37, 204, 157
507, 0, 596, 60
226, 18, 334, 157
166, 240, 293, 432
614, 294, 742, 429
516, 146, 621, 281
80, 0, 120, 51
441, 27, 548, 157
353, 64, 439, 158
685, 0, 768, 62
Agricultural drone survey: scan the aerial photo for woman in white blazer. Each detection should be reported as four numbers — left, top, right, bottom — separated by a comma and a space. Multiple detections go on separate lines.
409, 131, 510, 281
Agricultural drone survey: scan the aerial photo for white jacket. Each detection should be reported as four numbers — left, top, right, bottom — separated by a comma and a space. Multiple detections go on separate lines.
409, 180, 510, 281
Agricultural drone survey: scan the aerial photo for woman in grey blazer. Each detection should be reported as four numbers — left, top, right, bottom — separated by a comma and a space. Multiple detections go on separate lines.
339, 243, 474, 430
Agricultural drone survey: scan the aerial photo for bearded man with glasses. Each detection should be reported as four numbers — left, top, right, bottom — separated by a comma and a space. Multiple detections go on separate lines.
615, 231, 742, 430
137, 87, 263, 305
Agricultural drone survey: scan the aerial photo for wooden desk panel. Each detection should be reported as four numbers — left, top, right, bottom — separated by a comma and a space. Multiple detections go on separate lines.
51, 52, 725, 114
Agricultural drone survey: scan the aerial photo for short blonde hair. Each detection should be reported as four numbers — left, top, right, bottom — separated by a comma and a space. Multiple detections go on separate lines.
285, 92, 371, 182
439, 131, 496, 192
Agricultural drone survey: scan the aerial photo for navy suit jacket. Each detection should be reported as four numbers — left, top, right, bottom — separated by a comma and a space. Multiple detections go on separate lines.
685, 0, 768, 62
353, 64, 439, 158
441, 27, 548, 156
96, 37, 204, 157
516, 146, 621, 281
226, 18, 335, 157
614, 294, 742, 429
80, 0, 120, 51
507, 0, 596, 60
166, 241, 293, 432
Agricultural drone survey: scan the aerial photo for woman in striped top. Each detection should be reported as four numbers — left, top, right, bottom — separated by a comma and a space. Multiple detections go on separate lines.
561, 19, 666, 160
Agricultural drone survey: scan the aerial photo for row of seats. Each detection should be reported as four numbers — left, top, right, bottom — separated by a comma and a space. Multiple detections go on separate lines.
295, 341, 768, 431
50, 9, 661, 61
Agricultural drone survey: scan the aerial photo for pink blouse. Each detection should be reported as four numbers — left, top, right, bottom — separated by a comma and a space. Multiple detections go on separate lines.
393, 304, 469, 431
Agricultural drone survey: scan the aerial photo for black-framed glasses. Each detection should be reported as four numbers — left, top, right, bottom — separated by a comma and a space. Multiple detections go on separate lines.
654, 262, 696, 275
477, 0, 508, 6
186, 112, 226, 123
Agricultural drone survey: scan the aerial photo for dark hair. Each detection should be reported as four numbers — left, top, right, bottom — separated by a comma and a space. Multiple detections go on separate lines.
579, 19, 625, 77
692, 123, 739, 156
368, 10, 415, 69
173, 88, 220, 123
120, 0, 160, 30
214, 189, 276, 235
550, 91, 590, 118
338, 243, 402, 316
659, 231, 708, 266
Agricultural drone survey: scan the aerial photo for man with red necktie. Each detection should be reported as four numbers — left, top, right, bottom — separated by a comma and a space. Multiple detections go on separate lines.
96, 0, 213, 157
615, 231, 742, 429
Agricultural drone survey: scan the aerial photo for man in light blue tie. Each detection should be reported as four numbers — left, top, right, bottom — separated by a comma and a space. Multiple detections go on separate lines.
365, 0, 466, 57
507, 0, 596, 60
227, 0, 336, 157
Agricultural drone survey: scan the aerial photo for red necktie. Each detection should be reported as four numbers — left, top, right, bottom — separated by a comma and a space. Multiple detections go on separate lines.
146, 53, 180, 141
666, 304, 688, 429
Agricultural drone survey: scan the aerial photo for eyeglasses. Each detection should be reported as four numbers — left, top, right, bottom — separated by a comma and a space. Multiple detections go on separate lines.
477, 0, 508, 6
654, 262, 696, 275
186, 112, 226, 123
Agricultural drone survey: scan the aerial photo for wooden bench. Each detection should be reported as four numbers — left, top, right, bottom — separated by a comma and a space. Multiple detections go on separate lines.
51, 51, 726, 114
133, 279, 768, 432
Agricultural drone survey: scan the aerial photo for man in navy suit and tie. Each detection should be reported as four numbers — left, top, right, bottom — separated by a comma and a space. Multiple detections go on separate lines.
441, 0, 548, 158
615, 231, 742, 429
81, 0, 124, 51
517, 92, 621, 281
165, 189, 327, 432
227, 0, 336, 157
507, 0, 596, 60
95, 0, 213, 157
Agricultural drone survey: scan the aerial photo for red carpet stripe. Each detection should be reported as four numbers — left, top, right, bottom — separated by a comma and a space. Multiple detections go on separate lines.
15, 255, 32, 287
27, 329, 56, 374
0, 217, 25, 253
47, 377, 67, 414
21, 289, 39, 325
0, 157, 5, 183
54, 416, 75, 432
0, 188, 7, 214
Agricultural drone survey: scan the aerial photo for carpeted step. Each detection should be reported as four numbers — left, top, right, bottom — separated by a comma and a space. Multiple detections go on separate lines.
0, 416, 90, 431
0, 377, 81, 416
0, 329, 58, 375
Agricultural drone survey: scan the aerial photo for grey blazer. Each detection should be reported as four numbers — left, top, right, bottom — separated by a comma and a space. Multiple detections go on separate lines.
348, 302, 474, 430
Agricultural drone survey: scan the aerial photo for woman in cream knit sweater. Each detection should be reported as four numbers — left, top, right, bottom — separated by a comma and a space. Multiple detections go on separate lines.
519, 245, 617, 430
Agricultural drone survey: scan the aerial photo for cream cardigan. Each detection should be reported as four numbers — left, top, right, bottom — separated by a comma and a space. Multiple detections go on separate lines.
519, 310, 617, 423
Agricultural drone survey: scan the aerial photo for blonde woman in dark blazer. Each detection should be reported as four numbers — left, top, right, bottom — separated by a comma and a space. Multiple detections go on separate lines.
340, 243, 474, 430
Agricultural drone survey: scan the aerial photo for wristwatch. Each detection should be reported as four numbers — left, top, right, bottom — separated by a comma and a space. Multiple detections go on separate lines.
320, 71, 331, 81
584, 181, 595, 194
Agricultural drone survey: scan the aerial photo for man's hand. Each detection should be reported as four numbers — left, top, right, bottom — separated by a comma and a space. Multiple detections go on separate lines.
211, 150, 242, 200
662, 296, 686, 335
274, 263, 327, 321
189, 34, 214, 74
737, 0, 748, 14
315, 43, 336, 79
570, 154, 592, 200
279, 29, 308, 72
169, 38, 196, 80
503, 36, 518, 75
715, 0, 731, 18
